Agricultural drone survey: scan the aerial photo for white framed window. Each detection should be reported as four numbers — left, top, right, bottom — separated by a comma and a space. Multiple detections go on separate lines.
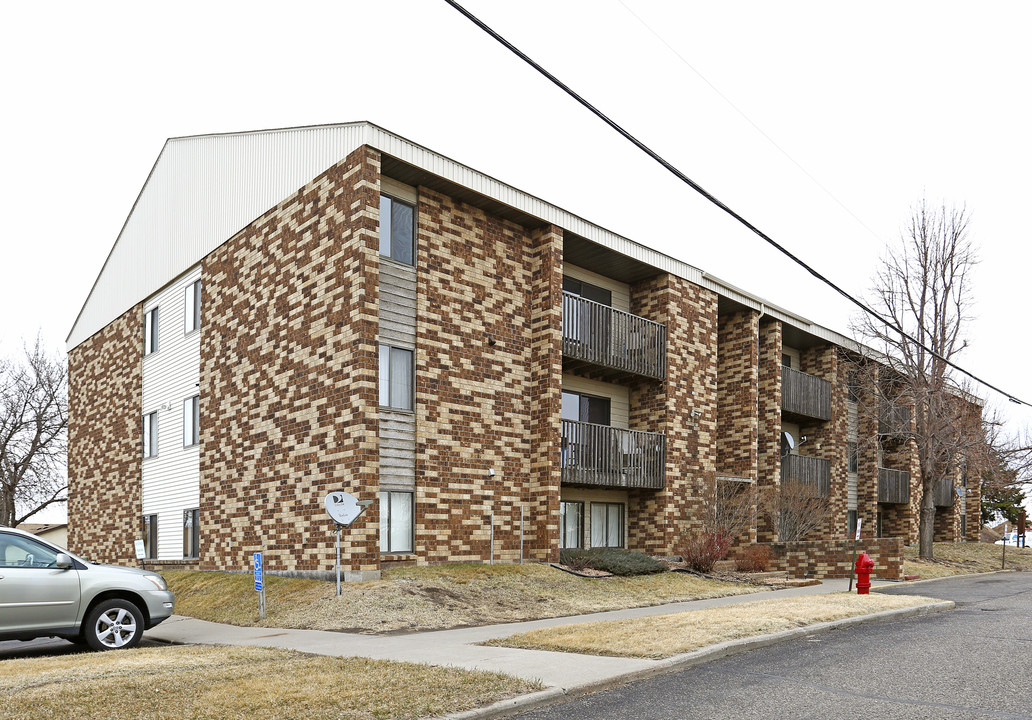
143, 411, 158, 458
144, 307, 159, 355
142, 514, 158, 559
183, 395, 200, 447
560, 501, 584, 549
590, 502, 624, 548
379, 491, 413, 553
379, 194, 415, 265
184, 279, 201, 333
183, 508, 200, 558
379, 345, 414, 411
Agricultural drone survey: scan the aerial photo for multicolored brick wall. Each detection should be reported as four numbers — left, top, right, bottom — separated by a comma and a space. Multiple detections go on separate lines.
67, 306, 143, 564
717, 310, 758, 480
756, 318, 782, 542
414, 187, 551, 564
799, 345, 848, 539
736, 537, 903, 580
200, 145, 381, 574
627, 274, 718, 555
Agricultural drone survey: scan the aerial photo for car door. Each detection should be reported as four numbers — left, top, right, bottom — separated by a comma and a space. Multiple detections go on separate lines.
0, 532, 81, 635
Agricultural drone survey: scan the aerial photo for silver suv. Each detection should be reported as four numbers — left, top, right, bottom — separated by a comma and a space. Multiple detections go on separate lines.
0, 526, 174, 650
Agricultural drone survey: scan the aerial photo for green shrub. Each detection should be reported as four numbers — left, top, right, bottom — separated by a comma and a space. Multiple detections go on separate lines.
735, 544, 773, 572
558, 548, 668, 576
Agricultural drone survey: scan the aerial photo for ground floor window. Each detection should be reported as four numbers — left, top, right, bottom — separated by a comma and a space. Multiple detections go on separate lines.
876, 510, 883, 539
183, 508, 200, 558
142, 514, 158, 559
960, 515, 967, 539
379, 491, 413, 553
560, 501, 583, 549
847, 510, 857, 538
590, 502, 624, 548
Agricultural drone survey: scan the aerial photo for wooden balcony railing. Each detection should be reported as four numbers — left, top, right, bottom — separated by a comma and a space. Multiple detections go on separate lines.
934, 477, 956, 507
780, 454, 831, 497
562, 292, 666, 379
879, 402, 912, 437
561, 419, 665, 490
878, 467, 911, 504
781, 366, 832, 421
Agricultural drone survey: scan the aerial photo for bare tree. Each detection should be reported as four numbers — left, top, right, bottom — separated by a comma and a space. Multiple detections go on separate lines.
0, 339, 68, 526
853, 199, 982, 559
759, 480, 830, 542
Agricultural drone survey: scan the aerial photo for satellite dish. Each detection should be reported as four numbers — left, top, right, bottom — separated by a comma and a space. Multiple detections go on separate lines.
323, 491, 372, 526
781, 431, 795, 457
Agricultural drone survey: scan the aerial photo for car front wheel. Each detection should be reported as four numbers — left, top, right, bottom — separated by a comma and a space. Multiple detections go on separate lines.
84, 599, 145, 651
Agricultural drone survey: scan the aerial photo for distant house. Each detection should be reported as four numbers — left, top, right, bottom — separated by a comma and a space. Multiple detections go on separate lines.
16, 523, 69, 549
65, 122, 983, 579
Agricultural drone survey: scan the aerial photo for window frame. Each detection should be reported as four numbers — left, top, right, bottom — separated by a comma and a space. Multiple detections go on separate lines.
847, 510, 858, 538
590, 502, 625, 549
183, 395, 200, 447
379, 491, 414, 554
143, 411, 158, 459
378, 193, 416, 266
847, 442, 858, 474
560, 501, 584, 549
184, 279, 201, 334
142, 514, 158, 559
144, 306, 159, 355
183, 508, 200, 559
379, 344, 415, 411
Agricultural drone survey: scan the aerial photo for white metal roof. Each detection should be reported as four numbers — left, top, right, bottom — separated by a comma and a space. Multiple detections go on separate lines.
68, 121, 859, 353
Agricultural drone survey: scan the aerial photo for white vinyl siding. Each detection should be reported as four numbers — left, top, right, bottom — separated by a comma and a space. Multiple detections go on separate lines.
561, 375, 630, 429
847, 399, 858, 510
142, 265, 202, 561
563, 263, 631, 313
782, 345, 801, 369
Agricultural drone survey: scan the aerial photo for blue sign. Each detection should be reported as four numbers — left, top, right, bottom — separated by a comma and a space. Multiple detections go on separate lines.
254, 552, 264, 592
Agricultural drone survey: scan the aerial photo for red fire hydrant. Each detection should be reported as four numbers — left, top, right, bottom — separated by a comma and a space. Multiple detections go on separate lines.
855, 552, 874, 595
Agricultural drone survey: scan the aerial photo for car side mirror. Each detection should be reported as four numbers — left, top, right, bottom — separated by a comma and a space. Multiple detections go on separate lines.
55, 553, 73, 569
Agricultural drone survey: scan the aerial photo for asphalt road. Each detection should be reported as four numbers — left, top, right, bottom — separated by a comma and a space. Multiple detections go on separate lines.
514, 573, 1032, 720
0, 635, 165, 660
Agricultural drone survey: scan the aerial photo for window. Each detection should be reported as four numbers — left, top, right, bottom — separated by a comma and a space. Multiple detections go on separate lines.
876, 511, 883, 539
590, 502, 624, 548
847, 371, 860, 403
184, 279, 201, 333
144, 307, 159, 355
183, 509, 200, 558
142, 515, 158, 559
562, 276, 612, 306
961, 515, 967, 539
782, 353, 792, 368
379, 345, 414, 410
561, 391, 611, 425
183, 395, 200, 447
379, 194, 415, 265
848, 442, 858, 473
0, 533, 60, 568
143, 411, 158, 458
379, 491, 413, 553
847, 510, 858, 538
560, 501, 584, 549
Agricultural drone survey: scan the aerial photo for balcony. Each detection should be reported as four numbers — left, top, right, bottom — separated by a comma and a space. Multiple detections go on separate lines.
934, 477, 956, 507
562, 292, 666, 380
781, 366, 832, 422
879, 401, 912, 437
561, 419, 665, 490
780, 454, 831, 497
878, 467, 911, 504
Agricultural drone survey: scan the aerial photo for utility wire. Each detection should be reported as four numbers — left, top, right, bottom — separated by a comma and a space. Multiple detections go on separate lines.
615, 0, 885, 247
441, 0, 1028, 407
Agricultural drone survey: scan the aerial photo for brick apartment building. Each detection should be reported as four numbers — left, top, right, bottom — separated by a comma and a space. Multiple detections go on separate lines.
66, 123, 981, 579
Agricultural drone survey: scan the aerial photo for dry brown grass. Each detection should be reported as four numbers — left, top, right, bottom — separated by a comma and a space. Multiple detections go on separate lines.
903, 541, 1032, 579
165, 564, 757, 633
0, 645, 540, 720
489, 592, 939, 659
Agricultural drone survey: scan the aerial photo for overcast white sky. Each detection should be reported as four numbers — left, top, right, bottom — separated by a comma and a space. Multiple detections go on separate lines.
2, 1, 1031, 521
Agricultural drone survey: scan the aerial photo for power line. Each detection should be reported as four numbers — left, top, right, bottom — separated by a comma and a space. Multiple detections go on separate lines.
441, 0, 1028, 407
615, 0, 886, 247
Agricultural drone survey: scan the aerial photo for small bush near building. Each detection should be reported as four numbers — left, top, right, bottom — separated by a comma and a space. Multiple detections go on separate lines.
735, 544, 773, 572
559, 548, 668, 576
678, 532, 732, 573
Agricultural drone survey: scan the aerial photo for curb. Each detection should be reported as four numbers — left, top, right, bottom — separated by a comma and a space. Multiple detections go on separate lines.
873, 568, 1018, 588
440, 600, 954, 720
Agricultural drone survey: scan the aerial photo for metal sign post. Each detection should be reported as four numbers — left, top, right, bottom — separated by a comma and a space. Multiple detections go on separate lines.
323, 491, 373, 596
848, 517, 863, 592
254, 551, 266, 620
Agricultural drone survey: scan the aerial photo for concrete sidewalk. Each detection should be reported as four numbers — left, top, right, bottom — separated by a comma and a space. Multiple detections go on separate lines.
147, 577, 925, 694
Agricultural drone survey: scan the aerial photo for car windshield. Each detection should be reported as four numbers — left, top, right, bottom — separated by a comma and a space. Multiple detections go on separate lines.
0, 534, 61, 568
